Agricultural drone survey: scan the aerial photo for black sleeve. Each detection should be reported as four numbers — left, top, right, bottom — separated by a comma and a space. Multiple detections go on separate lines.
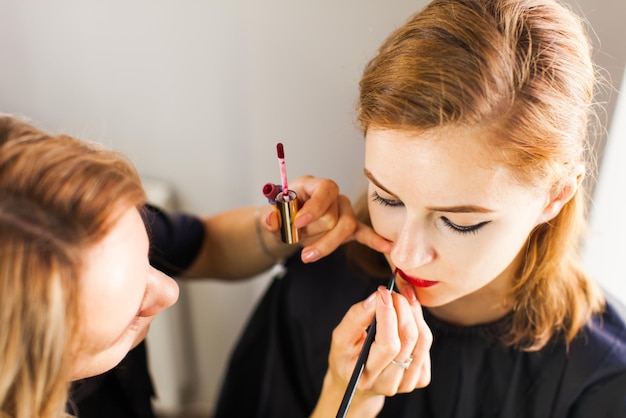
68, 205, 205, 418
141, 204, 205, 276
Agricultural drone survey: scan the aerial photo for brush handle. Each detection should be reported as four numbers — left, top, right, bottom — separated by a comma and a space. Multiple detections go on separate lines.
335, 274, 396, 418
335, 319, 378, 418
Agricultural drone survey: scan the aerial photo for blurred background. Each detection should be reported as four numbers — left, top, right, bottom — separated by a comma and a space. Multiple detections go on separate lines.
1, 0, 624, 415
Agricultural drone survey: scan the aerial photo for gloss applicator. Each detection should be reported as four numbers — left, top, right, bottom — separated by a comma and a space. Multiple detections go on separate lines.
273, 143, 299, 243
336, 272, 397, 418
277, 143, 289, 199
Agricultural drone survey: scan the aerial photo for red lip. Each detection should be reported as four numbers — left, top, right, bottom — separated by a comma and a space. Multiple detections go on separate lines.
396, 268, 439, 288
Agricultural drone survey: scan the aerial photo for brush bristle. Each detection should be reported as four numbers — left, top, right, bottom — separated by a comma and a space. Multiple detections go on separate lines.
276, 143, 284, 158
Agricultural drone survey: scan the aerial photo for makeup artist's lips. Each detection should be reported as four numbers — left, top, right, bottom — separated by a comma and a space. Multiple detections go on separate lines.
397, 268, 439, 288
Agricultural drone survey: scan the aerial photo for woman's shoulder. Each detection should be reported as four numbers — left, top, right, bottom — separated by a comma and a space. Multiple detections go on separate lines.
553, 294, 626, 415
566, 293, 626, 383
579, 293, 626, 361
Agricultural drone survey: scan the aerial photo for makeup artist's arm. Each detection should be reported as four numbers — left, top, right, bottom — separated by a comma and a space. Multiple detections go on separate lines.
181, 175, 391, 280
310, 285, 432, 417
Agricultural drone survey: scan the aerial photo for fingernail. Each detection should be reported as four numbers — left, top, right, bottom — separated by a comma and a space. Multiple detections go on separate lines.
378, 286, 392, 306
294, 213, 312, 229
301, 248, 320, 263
363, 291, 377, 309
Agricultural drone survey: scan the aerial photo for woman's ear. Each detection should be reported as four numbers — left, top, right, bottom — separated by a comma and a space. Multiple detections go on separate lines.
537, 164, 585, 224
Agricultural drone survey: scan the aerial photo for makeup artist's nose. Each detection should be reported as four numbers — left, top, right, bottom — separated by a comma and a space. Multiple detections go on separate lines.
138, 267, 180, 318
390, 216, 435, 269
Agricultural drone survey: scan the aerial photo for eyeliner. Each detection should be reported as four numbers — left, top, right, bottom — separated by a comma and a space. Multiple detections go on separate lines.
336, 272, 396, 418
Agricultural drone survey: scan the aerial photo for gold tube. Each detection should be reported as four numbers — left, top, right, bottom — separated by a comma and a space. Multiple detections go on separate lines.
275, 190, 300, 244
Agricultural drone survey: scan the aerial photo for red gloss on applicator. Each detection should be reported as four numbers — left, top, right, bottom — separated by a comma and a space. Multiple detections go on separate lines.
276, 143, 290, 199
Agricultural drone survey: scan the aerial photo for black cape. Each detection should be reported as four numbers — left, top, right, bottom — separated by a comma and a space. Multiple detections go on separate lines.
214, 246, 626, 418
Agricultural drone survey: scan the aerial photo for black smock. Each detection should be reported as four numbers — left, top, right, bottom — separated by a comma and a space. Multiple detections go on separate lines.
68, 205, 205, 418
214, 246, 626, 418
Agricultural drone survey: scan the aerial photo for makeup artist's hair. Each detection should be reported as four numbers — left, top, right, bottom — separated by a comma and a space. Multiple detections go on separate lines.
0, 115, 146, 418
351, 0, 605, 350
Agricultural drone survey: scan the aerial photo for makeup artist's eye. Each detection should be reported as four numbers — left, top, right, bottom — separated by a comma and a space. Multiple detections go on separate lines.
371, 191, 404, 208
441, 217, 490, 235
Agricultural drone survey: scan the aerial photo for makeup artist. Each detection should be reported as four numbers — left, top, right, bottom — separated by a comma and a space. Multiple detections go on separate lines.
0, 116, 181, 418
215, 0, 626, 417
0, 114, 392, 418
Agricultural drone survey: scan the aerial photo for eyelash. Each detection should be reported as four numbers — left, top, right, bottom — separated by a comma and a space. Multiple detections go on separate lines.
370, 192, 490, 235
371, 192, 404, 207
441, 217, 490, 235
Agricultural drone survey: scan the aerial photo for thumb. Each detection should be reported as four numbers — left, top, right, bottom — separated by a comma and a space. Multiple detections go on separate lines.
260, 206, 281, 233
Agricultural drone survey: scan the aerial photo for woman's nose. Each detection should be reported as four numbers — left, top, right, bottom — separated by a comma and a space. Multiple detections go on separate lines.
138, 267, 180, 318
390, 219, 435, 269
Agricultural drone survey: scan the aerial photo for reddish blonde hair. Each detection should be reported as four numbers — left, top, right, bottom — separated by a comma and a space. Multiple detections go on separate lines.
354, 0, 604, 349
0, 115, 145, 417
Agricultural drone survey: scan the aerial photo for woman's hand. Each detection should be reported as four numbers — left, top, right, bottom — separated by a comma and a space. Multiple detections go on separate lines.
260, 175, 392, 263
311, 284, 432, 417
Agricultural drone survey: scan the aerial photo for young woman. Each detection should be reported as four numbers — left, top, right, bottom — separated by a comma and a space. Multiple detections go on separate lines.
0, 114, 388, 417
215, 0, 626, 417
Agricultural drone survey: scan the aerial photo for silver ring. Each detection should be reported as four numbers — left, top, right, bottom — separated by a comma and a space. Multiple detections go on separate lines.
391, 356, 413, 369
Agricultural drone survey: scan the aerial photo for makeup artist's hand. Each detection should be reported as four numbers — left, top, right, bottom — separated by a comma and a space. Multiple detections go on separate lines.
262, 175, 392, 263
310, 284, 432, 418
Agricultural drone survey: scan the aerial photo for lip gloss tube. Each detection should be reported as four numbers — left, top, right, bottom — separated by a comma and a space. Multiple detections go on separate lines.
274, 189, 299, 244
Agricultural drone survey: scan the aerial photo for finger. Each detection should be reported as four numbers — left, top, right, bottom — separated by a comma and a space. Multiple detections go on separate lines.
297, 205, 339, 238
300, 196, 357, 263
353, 222, 393, 254
389, 290, 419, 367
416, 353, 432, 388
290, 176, 339, 229
366, 291, 419, 395
358, 287, 400, 389
397, 285, 433, 391
260, 206, 281, 234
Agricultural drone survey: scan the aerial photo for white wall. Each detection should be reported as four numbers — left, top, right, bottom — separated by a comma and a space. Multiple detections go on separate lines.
1, 0, 624, 413
583, 65, 626, 305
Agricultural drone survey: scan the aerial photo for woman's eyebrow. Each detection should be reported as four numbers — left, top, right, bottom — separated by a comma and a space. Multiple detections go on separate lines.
363, 168, 397, 197
425, 205, 494, 214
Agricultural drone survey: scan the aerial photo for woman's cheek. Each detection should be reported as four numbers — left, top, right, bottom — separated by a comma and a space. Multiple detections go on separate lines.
368, 203, 400, 243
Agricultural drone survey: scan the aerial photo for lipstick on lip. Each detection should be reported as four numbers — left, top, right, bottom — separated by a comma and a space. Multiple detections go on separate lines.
396, 268, 438, 288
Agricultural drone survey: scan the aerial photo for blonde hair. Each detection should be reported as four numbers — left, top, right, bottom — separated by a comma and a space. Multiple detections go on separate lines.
354, 0, 604, 349
0, 115, 145, 417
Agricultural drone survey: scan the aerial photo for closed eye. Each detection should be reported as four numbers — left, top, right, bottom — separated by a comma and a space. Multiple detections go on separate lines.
441, 217, 490, 235
371, 191, 404, 208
